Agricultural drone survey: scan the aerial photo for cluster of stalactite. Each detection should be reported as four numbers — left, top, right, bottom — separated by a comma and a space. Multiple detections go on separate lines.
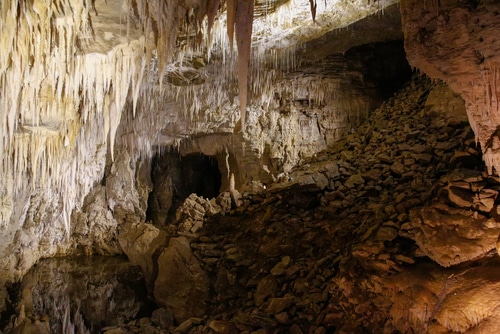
0, 0, 259, 231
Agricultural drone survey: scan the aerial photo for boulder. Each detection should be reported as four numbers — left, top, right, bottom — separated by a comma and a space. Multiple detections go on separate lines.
385, 261, 500, 333
269, 171, 329, 193
401, 203, 500, 267
175, 193, 223, 232
118, 222, 167, 286
154, 237, 210, 323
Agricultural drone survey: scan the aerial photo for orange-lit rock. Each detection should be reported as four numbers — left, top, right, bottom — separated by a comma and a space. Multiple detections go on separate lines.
384, 259, 500, 333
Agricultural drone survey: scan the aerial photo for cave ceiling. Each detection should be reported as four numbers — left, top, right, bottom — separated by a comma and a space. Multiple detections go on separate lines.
5, 0, 500, 327
70, 0, 401, 135
81, 0, 401, 66
75, 0, 403, 144
2, 0, 500, 324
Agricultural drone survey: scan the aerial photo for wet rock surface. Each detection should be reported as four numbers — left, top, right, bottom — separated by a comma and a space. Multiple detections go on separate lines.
2, 256, 155, 334
90, 76, 500, 333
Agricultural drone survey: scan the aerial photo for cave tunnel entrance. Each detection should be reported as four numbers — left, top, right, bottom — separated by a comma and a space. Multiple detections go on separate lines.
345, 40, 414, 100
147, 151, 222, 225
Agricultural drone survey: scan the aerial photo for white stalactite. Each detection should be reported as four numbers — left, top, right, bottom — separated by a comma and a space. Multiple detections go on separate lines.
0, 0, 150, 238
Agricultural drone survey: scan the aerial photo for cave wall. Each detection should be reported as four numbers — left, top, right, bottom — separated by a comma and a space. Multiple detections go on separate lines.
401, 0, 500, 174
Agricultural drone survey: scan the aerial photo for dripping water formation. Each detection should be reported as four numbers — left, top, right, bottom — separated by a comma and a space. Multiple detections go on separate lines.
2, 37, 417, 332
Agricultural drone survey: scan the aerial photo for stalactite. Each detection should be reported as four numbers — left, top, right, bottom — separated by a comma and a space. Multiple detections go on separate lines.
206, 0, 221, 38
0, 0, 158, 236
226, 0, 236, 52
225, 146, 231, 181
0, 0, 403, 281
309, 0, 317, 22
235, 0, 254, 133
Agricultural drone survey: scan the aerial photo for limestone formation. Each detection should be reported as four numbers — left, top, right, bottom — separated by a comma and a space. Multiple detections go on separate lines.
71, 186, 121, 256
154, 237, 210, 323
401, 171, 500, 267
118, 222, 167, 287
0, 0, 408, 293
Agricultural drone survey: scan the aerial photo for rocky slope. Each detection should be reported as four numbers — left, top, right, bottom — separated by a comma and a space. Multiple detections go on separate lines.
0, 0, 401, 296
16, 75, 493, 333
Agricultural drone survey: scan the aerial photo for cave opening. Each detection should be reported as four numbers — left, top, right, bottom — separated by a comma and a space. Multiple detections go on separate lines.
345, 40, 414, 100
147, 151, 222, 225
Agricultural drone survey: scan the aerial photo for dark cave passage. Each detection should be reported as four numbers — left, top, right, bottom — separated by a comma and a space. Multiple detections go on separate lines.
345, 40, 414, 100
147, 152, 222, 225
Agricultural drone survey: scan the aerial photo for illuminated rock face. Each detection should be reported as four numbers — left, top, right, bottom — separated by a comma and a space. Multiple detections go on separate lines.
401, 0, 500, 174
0, 0, 153, 287
85, 77, 497, 333
5, 49, 500, 331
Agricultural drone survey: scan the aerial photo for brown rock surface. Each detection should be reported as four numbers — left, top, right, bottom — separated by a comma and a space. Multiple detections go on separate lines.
8, 74, 500, 334
0, 0, 406, 300
402, 202, 500, 267
118, 222, 167, 286
154, 237, 210, 323
32, 74, 500, 334
384, 259, 500, 333
9, 1, 500, 333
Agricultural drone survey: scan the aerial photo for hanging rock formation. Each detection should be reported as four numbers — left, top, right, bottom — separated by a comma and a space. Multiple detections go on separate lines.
0, 0, 404, 296
401, 0, 500, 174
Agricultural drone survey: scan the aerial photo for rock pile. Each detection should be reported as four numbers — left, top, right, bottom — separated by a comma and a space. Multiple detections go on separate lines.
100, 76, 499, 333
174, 194, 222, 234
